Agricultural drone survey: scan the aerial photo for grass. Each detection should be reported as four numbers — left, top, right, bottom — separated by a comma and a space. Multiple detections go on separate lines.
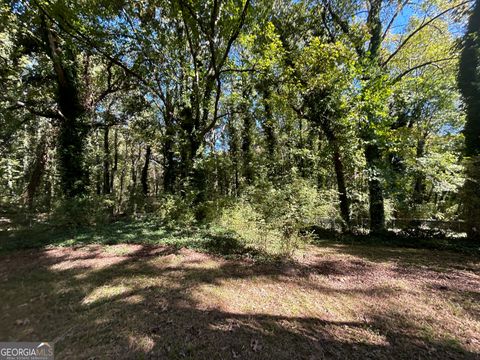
0, 219, 479, 359
0, 219, 268, 259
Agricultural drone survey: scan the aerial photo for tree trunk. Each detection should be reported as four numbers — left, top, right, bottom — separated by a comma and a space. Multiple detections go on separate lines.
464, 158, 480, 240
103, 125, 111, 194
24, 134, 48, 210
228, 117, 240, 196
321, 124, 351, 231
110, 128, 118, 193
332, 145, 350, 232
412, 137, 426, 207
365, 143, 386, 234
163, 117, 176, 193
141, 145, 151, 196
242, 109, 254, 185
42, 18, 87, 198
458, 0, 480, 241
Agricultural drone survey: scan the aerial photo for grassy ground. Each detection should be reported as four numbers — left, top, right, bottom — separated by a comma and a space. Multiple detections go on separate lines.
0, 220, 479, 359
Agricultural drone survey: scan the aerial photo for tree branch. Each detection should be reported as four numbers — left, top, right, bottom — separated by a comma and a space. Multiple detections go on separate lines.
382, 1, 471, 66
32, 0, 165, 102
392, 57, 455, 83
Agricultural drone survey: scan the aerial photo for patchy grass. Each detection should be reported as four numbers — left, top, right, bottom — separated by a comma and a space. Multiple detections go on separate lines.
0, 224, 479, 359
0, 220, 269, 260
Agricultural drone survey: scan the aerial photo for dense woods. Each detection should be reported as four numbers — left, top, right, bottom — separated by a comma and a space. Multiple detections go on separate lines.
2, 2, 480, 359
0, 0, 478, 242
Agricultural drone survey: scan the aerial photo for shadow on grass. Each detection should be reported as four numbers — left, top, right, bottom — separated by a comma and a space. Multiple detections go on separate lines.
0, 244, 478, 359
307, 225, 480, 256
0, 220, 275, 261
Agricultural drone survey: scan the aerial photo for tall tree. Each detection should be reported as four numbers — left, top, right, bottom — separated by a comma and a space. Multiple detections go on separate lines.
458, 0, 480, 240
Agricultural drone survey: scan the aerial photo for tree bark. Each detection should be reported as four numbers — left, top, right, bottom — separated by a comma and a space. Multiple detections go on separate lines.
103, 125, 111, 194
141, 145, 151, 196
242, 108, 254, 185
412, 137, 426, 206
228, 118, 240, 196
24, 134, 48, 210
458, 0, 480, 241
110, 128, 118, 193
163, 113, 176, 193
42, 18, 87, 198
365, 142, 386, 234
321, 123, 351, 231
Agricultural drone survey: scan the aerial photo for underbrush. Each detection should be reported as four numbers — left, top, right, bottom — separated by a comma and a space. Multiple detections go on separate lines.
312, 229, 480, 255
0, 219, 279, 261
216, 179, 339, 256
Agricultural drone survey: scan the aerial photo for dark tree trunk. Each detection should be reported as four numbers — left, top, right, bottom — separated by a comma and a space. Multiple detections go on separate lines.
365, 143, 385, 234
332, 145, 350, 231
412, 137, 426, 206
95, 133, 101, 195
130, 146, 140, 195
141, 145, 151, 196
103, 125, 111, 195
42, 18, 87, 198
458, 0, 480, 241
24, 134, 48, 210
118, 140, 128, 211
321, 124, 351, 231
228, 119, 241, 196
242, 110, 254, 185
163, 117, 176, 194
110, 128, 118, 193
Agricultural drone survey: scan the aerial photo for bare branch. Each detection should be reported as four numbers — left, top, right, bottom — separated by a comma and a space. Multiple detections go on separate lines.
7, 101, 63, 119
382, 0, 410, 41
383, 1, 471, 66
392, 57, 456, 83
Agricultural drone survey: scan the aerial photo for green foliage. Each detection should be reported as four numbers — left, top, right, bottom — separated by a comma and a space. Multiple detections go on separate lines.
50, 196, 115, 227
218, 178, 338, 255
156, 194, 196, 226
0, 0, 472, 238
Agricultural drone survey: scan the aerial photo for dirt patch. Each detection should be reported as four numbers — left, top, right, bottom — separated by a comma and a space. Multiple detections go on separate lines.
0, 243, 479, 359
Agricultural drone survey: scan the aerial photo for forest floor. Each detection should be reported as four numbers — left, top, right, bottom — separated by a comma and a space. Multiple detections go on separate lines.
0, 220, 479, 359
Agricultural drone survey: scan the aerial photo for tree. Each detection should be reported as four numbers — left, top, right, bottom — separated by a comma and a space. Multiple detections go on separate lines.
458, 0, 480, 240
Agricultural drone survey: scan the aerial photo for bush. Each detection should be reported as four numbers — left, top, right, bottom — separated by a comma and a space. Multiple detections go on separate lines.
156, 194, 196, 226
50, 195, 115, 226
218, 178, 331, 256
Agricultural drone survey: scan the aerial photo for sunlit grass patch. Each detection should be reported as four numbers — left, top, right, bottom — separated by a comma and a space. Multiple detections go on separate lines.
82, 284, 132, 306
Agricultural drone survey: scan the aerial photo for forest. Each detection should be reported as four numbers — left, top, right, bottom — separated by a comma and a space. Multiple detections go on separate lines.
0, 0, 479, 359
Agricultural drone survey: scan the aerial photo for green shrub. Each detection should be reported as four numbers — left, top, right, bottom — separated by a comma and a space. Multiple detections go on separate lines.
50, 195, 114, 226
156, 194, 196, 226
218, 178, 330, 256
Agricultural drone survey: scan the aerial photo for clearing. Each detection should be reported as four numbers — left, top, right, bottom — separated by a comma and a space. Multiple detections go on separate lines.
0, 224, 479, 359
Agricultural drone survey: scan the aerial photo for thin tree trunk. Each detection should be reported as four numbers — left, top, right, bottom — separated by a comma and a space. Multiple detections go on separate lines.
163, 119, 176, 193
141, 145, 151, 196
110, 128, 118, 193
412, 136, 426, 206
103, 125, 111, 194
228, 118, 240, 196
365, 143, 385, 234
24, 134, 48, 209
242, 109, 254, 185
